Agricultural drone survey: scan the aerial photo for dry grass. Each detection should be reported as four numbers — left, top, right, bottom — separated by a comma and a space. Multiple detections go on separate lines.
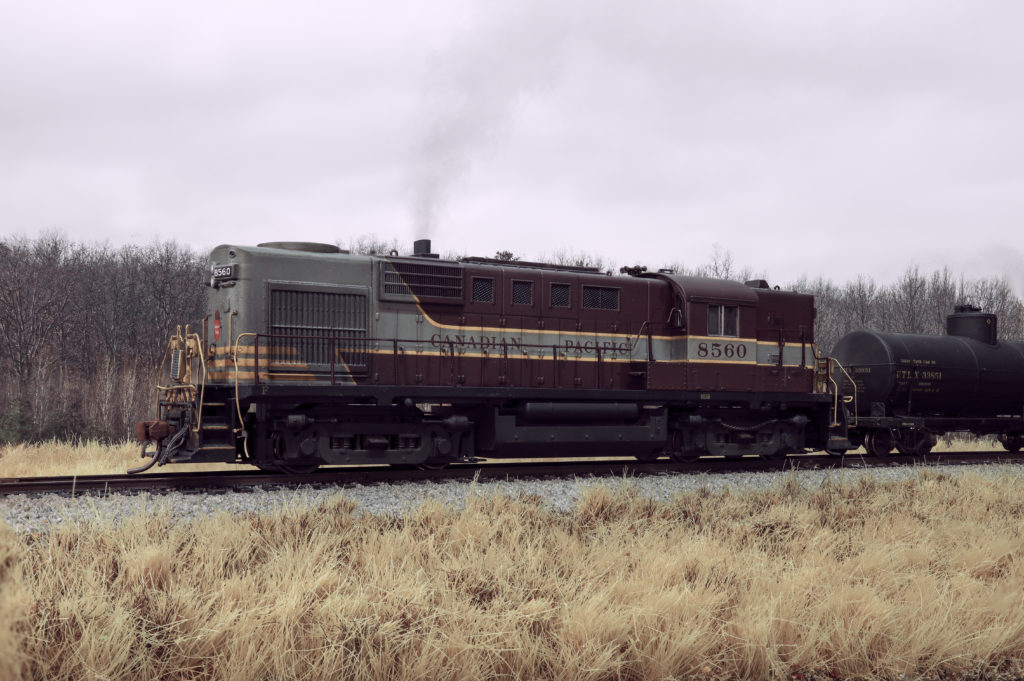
0, 435, 1005, 479
3, 470, 1024, 680
0, 440, 240, 477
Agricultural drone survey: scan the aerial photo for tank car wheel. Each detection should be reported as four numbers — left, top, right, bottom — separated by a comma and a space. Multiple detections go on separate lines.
1002, 436, 1023, 453
913, 430, 937, 456
865, 430, 894, 457
895, 429, 937, 456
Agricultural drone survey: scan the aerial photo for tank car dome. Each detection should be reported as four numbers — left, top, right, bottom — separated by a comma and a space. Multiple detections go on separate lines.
257, 242, 342, 254
946, 306, 997, 345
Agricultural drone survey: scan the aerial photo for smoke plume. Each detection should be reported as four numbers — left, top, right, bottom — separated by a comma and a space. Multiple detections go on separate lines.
410, 1, 576, 238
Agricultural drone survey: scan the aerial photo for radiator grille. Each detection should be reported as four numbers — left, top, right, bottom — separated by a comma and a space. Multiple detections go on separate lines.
512, 280, 533, 306
472, 277, 494, 303
583, 285, 619, 310
269, 289, 368, 371
550, 283, 571, 308
383, 261, 463, 300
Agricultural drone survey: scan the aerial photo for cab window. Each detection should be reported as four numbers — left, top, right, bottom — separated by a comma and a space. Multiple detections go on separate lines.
708, 304, 738, 337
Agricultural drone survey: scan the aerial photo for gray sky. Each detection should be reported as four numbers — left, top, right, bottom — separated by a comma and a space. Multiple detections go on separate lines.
2, 0, 1022, 291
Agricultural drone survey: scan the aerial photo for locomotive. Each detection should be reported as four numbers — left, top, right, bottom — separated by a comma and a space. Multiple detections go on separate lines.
132, 239, 1024, 473
132, 239, 850, 473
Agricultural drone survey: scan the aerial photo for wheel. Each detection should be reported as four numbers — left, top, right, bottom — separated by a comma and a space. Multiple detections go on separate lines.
895, 429, 936, 456
669, 450, 703, 464
274, 462, 321, 475
418, 458, 451, 471
865, 430, 894, 457
1002, 437, 1023, 453
634, 451, 662, 463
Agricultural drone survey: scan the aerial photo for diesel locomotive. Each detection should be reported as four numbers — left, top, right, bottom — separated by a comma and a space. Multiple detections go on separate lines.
132, 239, 853, 473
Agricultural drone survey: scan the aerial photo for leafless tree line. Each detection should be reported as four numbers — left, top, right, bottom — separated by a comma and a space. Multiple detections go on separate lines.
792, 267, 1024, 352
0, 235, 1020, 442
0, 234, 205, 442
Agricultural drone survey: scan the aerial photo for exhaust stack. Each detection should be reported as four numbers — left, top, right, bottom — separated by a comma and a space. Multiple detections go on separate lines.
413, 239, 439, 258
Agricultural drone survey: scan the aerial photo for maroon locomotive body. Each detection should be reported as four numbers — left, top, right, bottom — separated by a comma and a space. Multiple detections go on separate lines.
134, 240, 846, 473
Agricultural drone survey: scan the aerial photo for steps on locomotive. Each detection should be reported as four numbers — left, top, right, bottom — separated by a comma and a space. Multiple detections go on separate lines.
197, 401, 235, 449
628, 360, 648, 387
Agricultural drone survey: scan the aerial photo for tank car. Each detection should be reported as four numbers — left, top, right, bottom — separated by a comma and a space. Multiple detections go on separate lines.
832, 305, 1024, 456
133, 239, 849, 473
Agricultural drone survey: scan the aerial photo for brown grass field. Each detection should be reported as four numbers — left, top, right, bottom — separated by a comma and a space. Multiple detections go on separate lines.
2, 440, 1024, 680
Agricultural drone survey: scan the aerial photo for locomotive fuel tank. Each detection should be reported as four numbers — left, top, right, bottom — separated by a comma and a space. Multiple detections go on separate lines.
832, 308, 1024, 418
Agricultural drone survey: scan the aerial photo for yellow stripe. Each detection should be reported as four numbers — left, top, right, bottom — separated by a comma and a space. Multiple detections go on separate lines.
413, 304, 674, 340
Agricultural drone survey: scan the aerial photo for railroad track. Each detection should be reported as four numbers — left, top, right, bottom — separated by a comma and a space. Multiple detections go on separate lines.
0, 450, 1019, 496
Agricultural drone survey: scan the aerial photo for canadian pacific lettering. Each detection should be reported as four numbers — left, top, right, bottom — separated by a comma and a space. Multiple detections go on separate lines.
430, 334, 629, 355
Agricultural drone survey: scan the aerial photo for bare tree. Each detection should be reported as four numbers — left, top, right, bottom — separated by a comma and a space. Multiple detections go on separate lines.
0, 235, 75, 395
791, 276, 844, 352
543, 248, 610, 271
344, 235, 402, 256
842, 276, 879, 331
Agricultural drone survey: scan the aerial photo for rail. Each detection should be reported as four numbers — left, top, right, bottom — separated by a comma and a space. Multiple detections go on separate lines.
6, 450, 1017, 497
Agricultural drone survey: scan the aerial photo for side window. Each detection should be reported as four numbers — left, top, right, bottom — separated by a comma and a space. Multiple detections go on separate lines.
708, 304, 722, 335
471, 277, 494, 303
511, 280, 534, 306
550, 283, 571, 308
723, 306, 738, 336
708, 304, 738, 337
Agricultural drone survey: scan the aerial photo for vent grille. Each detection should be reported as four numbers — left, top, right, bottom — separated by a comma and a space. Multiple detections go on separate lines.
583, 285, 619, 310
269, 289, 368, 371
512, 280, 534, 306
550, 283, 571, 308
472, 277, 494, 303
383, 261, 462, 300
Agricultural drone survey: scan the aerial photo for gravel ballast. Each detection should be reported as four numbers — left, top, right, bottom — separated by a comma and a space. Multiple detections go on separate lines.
2, 464, 1023, 535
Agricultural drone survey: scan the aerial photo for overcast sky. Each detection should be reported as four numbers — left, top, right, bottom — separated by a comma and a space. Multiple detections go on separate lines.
2, 0, 1022, 291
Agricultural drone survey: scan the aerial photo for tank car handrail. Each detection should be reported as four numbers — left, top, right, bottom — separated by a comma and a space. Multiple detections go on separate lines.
827, 357, 858, 428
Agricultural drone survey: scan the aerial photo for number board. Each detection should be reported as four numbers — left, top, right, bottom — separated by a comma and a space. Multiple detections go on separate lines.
687, 338, 755, 363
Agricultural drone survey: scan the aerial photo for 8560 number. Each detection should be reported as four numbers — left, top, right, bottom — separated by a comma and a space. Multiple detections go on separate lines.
696, 342, 747, 359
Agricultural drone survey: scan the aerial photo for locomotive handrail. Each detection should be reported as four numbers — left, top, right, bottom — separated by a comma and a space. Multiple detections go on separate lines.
237, 332, 640, 388
233, 333, 260, 452
154, 329, 207, 433
632, 320, 655, 363
191, 331, 207, 436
